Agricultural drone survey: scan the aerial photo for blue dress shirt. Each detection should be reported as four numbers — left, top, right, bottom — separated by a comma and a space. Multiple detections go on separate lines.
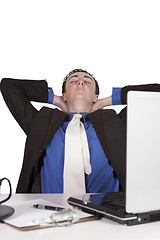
41, 88, 122, 193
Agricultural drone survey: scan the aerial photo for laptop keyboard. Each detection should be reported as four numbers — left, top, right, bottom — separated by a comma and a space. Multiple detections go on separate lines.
101, 191, 126, 213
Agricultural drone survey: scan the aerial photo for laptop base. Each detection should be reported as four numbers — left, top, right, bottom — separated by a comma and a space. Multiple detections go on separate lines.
68, 193, 160, 226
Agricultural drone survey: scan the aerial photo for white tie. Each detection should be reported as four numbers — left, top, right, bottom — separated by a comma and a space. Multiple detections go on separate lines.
63, 114, 92, 195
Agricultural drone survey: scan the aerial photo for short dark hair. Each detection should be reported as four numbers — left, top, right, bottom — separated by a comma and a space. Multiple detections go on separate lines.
62, 69, 99, 95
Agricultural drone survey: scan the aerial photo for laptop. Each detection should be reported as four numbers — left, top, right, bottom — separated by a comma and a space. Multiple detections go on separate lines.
68, 91, 160, 226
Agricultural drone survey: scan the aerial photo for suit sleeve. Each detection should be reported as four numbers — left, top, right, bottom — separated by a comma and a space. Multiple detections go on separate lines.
121, 83, 160, 104
0, 78, 48, 134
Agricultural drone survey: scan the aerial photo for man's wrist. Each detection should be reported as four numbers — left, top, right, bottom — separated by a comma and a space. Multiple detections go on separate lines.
48, 87, 54, 104
112, 87, 122, 105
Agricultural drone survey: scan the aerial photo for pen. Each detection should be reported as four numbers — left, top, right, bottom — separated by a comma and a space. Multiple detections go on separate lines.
33, 204, 64, 211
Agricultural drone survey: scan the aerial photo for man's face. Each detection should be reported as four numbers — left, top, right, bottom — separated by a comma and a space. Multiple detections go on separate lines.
62, 72, 98, 104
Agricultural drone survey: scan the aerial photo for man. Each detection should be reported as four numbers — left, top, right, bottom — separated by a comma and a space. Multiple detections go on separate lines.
1, 69, 160, 193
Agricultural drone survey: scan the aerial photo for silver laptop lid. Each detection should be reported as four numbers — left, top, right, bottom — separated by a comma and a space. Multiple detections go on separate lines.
126, 91, 160, 213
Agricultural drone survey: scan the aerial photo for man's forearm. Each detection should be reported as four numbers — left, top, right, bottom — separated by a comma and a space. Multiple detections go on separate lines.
1, 78, 48, 103
0, 78, 48, 133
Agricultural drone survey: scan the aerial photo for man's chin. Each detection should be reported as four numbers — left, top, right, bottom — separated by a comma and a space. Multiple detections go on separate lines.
74, 93, 86, 99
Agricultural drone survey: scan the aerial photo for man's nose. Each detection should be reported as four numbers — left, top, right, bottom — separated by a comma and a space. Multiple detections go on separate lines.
77, 79, 84, 85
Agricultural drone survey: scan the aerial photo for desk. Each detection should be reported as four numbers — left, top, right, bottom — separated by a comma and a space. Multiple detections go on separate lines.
1, 194, 160, 240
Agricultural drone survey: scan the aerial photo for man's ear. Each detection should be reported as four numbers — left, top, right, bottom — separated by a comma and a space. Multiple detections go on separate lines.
62, 93, 67, 102
93, 95, 99, 103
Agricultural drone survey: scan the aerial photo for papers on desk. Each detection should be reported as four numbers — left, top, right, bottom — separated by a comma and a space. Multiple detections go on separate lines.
4, 199, 99, 231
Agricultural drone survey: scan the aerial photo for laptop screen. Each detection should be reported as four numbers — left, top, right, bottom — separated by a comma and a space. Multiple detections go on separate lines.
126, 91, 160, 213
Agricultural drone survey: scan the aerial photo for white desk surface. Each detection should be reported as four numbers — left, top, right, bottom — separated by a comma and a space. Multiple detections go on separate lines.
1, 194, 160, 240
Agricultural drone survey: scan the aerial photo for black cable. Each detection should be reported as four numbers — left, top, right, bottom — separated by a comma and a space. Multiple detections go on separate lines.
0, 178, 12, 204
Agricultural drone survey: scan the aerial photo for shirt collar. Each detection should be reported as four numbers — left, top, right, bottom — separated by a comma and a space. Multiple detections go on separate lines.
68, 112, 89, 123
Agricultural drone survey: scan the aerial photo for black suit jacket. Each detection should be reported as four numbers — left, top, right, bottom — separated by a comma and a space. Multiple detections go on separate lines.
1, 78, 160, 193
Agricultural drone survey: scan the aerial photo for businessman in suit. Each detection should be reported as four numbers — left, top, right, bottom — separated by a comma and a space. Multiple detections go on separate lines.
1, 69, 159, 193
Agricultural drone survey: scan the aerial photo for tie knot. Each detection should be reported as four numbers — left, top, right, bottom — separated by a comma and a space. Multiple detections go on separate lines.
73, 113, 82, 120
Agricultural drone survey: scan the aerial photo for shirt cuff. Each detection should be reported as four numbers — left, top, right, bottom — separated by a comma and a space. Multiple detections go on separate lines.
48, 87, 54, 104
112, 87, 122, 105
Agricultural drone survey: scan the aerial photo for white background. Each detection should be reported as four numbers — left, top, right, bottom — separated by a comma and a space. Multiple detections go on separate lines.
0, 0, 160, 193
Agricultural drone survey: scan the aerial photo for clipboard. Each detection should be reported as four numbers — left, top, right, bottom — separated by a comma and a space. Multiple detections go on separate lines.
3, 199, 100, 231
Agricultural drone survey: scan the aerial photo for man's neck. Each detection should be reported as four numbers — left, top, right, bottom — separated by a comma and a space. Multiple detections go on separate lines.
68, 106, 92, 113
67, 100, 92, 113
